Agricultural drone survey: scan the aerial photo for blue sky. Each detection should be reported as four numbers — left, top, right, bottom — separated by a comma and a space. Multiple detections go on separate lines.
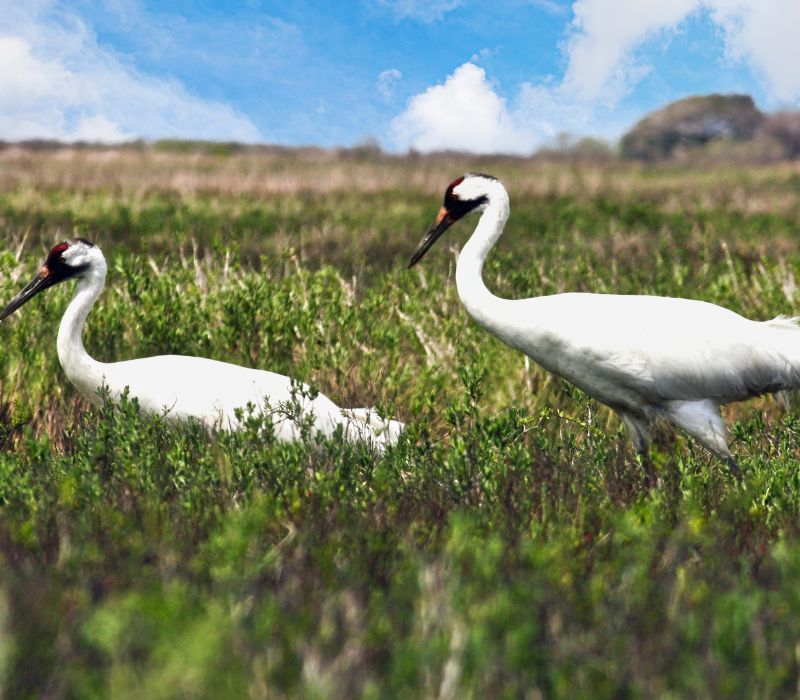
1, 1, 799, 153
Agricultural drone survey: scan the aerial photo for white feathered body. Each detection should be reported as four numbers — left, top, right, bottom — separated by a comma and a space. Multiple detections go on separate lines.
72, 354, 360, 441
482, 293, 800, 417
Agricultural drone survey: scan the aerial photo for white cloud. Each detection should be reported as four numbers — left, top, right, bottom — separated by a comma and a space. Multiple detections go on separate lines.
68, 114, 131, 143
0, 3, 263, 143
391, 63, 537, 154
562, 0, 698, 102
389, 61, 631, 154
379, 0, 465, 22
391, 0, 800, 154
563, 0, 800, 105
377, 68, 402, 101
707, 0, 800, 104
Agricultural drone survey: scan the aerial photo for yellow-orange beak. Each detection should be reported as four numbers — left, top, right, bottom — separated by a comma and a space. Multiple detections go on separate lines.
408, 207, 455, 268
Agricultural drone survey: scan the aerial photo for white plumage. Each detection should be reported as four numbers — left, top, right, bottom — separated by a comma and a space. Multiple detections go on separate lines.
409, 173, 800, 475
1, 240, 402, 450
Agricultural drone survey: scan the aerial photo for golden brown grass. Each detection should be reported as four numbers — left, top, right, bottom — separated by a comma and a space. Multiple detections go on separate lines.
1, 144, 799, 205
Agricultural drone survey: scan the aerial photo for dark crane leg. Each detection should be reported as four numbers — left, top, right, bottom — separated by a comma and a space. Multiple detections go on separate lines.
726, 455, 743, 481
637, 450, 656, 488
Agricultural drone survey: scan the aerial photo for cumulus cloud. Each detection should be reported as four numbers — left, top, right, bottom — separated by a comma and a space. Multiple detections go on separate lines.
391, 63, 537, 154
0, 2, 263, 143
391, 0, 800, 154
389, 61, 633, 154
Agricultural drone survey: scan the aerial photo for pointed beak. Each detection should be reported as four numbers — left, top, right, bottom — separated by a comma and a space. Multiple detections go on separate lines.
408, 207, 455, 268
0, 267, 56, 322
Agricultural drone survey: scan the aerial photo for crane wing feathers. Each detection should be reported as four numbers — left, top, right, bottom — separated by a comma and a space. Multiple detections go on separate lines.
509, 295, 800, 407
642, 315, 800, 402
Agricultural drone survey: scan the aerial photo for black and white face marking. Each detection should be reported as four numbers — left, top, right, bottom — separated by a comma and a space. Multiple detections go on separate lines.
408, 173, 495, 268
0, 239, 95, 322
443, 173, 494, 220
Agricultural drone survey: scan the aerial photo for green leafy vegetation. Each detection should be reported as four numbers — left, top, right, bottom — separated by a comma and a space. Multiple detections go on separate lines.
1, 148, 800, 697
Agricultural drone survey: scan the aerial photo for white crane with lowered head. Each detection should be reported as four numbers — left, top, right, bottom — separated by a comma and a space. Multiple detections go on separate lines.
408, 173, 800, 478
0, 239, 403, 449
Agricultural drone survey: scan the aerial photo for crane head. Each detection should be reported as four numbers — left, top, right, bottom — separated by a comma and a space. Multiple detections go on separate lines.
408, 173, 496, 268
0, 239, 96, 322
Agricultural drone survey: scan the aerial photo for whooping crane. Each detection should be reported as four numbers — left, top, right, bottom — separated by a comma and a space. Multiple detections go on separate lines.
0, 239, 403, 449
409, 173, 800, 478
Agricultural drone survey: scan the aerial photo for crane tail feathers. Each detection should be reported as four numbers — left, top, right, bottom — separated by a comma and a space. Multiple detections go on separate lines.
341, 407, 405, 445
774, 389, 795, 411
767, 315, 800, 330
667, 399, 732, 460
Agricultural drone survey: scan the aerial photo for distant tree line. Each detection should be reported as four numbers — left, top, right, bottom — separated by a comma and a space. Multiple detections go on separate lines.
2, 94, 799, 163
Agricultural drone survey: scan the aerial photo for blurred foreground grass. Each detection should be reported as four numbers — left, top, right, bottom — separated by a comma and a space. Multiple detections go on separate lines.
1, 147, 800, 697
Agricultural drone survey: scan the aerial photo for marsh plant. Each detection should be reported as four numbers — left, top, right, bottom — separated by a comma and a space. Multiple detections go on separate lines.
1, 147, 800, 697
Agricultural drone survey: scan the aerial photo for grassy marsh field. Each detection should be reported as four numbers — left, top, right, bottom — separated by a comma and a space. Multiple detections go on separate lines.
2, 145, 800, 697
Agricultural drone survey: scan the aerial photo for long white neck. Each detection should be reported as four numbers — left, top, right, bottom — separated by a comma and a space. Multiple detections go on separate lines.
455, 186, 514, 338
56, 266, 108, 404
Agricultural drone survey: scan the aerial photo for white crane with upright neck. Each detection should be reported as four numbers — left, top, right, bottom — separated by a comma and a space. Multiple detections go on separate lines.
0, 239, 403, 449
409, 173, 800, 478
